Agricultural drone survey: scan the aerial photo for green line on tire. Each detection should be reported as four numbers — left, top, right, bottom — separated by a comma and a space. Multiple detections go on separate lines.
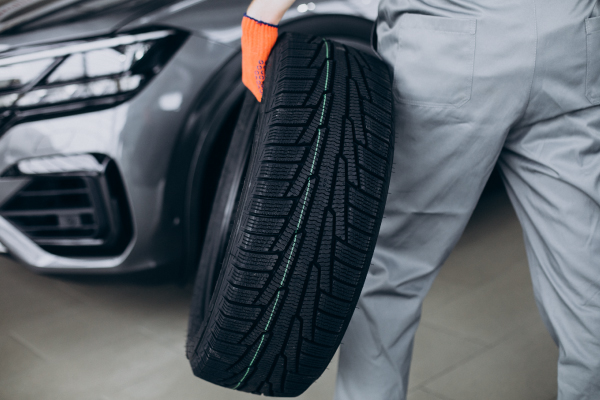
233, 39, 331, 390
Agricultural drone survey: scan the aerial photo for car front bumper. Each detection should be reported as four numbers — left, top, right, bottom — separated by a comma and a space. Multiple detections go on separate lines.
0, 33, 236, 273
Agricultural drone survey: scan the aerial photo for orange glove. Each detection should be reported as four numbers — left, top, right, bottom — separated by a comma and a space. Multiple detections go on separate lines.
241, 14, 278, 102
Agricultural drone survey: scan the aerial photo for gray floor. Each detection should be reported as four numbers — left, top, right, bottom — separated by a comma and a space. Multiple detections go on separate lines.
0, 186, 558, 400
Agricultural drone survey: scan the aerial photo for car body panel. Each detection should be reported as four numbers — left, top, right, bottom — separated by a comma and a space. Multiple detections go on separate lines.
0, 0, 379, 273
0, 0, 176, 49
0, 32, 237, 272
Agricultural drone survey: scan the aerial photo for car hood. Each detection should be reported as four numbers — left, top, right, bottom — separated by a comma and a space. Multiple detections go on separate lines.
0, 0, 378, 49
0, 0, 178, 33
0, 0, 179, 48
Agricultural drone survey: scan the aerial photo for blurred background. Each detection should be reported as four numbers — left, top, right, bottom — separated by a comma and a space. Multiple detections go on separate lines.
0, 0, 558, 399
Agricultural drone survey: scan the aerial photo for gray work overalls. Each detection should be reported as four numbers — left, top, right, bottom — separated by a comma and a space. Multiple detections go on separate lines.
335, 1, 600, 399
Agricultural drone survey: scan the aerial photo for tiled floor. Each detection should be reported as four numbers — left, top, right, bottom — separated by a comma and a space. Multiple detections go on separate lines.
0, 185, 558, 400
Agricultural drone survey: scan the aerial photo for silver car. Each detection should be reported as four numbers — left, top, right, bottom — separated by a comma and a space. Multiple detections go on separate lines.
0, 0, 378, 275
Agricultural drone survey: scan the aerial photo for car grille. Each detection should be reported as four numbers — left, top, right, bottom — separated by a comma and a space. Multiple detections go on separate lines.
0, 155, 132, 256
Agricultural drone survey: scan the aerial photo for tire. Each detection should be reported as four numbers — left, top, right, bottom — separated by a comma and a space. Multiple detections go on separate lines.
187, 93, 258, 335
187, 32, 394, 397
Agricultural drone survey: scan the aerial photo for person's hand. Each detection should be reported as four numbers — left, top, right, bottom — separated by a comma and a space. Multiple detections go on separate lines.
241, 0, 295, 101
241, 14, 278, 102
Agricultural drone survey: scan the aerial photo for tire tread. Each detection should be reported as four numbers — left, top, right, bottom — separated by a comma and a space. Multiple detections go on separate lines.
188, 33, 394, 397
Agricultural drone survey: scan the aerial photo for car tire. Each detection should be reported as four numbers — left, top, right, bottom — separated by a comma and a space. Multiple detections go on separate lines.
187, 93, 258, 337
187, 32, 394, 397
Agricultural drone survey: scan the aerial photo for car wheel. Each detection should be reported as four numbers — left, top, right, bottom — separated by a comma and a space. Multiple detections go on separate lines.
187, 93, 258, 339
187, 32, 394, 397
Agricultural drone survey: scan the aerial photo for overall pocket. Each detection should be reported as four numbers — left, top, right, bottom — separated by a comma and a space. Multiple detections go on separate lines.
585, 16, 600, 104
393, 14, 476, 107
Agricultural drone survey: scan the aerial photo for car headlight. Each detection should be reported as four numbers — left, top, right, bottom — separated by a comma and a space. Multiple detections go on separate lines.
0, 28, 187, 123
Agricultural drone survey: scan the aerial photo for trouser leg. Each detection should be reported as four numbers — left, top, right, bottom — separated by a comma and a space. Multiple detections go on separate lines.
499, 107, 600, 400
333, 52, 532, 399
333, 108, 506, 400
333, 3, 536, 399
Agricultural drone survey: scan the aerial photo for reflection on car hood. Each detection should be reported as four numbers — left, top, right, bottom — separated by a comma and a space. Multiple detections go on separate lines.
0, 0, 179, 33
0, 0, 184, 49
0, 0, 378, 50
